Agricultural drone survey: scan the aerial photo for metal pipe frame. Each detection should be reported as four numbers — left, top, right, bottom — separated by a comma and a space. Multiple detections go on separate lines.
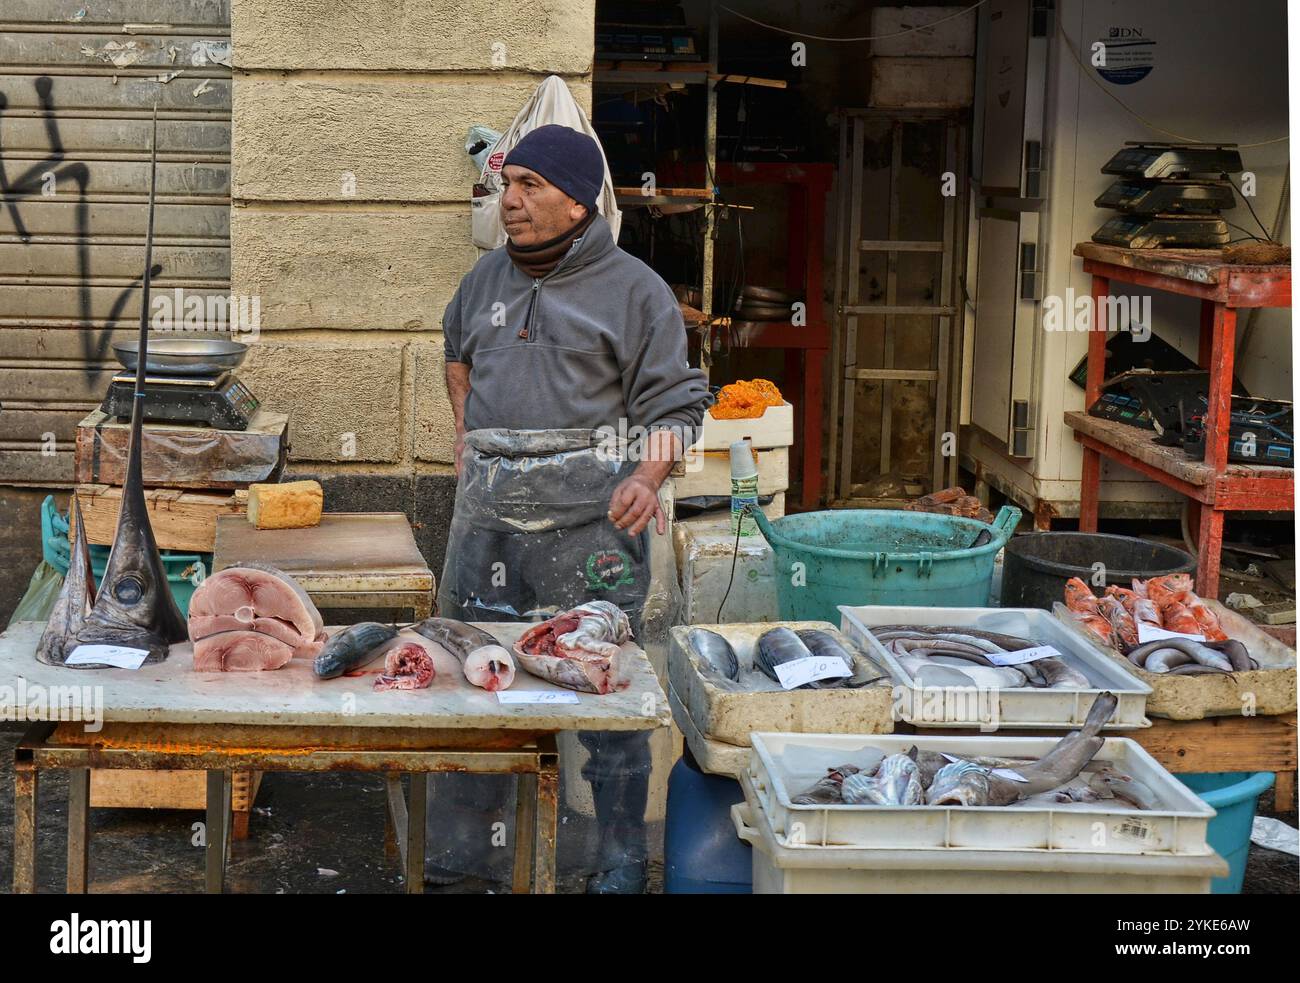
13, 724, 561, 896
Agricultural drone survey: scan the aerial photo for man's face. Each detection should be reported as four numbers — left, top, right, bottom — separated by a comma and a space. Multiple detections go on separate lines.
500, 164, 588, 247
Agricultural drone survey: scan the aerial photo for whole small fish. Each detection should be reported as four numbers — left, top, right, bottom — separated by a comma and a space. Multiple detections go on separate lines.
314, 622, 399, 679
1127, 637, 1237, 673
373, 642, 436, 691
926, 692, 1119, 806
755, 627, 852, 689
792, 764, 861, 805
841, 753, 923, 806
414, 617, 515, 691
687, 628, 739, 681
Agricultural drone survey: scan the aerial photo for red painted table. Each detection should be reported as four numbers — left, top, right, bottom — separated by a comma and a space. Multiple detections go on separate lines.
1068, 243, 1293, 597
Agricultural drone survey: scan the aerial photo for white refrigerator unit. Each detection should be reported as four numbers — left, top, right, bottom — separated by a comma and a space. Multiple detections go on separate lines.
961, 0, 1291, 527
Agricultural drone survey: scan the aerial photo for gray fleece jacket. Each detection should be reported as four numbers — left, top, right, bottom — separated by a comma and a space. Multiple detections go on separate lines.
442, 214, 710, 444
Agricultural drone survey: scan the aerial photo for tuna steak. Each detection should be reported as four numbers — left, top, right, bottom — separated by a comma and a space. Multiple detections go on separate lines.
189, 564, 323, 643
193, 631, 295, 672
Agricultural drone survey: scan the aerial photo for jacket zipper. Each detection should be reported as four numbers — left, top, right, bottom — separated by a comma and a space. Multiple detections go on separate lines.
521, 233, 588, 342
522, 279, 541, 341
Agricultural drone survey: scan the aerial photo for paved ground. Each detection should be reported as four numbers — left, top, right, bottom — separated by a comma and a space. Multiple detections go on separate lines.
0, 723, 1291, 894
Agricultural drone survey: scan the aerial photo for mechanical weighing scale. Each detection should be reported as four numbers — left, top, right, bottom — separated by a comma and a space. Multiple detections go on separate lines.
100, 337, 259, 431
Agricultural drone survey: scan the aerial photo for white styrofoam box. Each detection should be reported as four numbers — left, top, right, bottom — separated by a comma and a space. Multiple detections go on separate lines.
870, 57, 974, 108
1053, 601, 1297, 720
746, 731, 1215, 857
840, 605, 1152, 730
733, 797, 1224, 894
694, 402, 794, 451
869, 5, 977, 57
668, 680, 749, 778
668, 622, 893, 747
675, 514, 779, 625
673, 445, 789, 499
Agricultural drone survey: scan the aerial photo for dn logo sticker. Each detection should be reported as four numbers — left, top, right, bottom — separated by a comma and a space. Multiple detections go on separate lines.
585, 549, 634, 591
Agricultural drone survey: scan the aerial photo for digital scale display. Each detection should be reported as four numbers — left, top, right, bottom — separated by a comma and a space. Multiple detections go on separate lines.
1094, 179, 1235, 215
101, 371, 259, 431
1101, 143, 1243, 179
1092, 214, 1230, 249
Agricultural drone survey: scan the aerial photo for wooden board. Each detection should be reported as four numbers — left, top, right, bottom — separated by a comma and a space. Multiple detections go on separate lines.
77, 483, 247, 552
1, 619, 670, 733
90, 769, 261, 811
90, 769, 261, 839
1135, 714, 1297, 774
75, 408, 288, 489
1066, 411, 1294, 491
1074, 242, 1291, 286
213, 512, 433, 594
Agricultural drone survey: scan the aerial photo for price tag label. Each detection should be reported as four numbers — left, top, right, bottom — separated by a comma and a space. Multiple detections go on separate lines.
773, 656, 852, 690
66, 645, 149, 669
1114, 818, 1153, 842
986, 645, 1063, 666
496, 690, 580, 705
1137, 624, 1205, 644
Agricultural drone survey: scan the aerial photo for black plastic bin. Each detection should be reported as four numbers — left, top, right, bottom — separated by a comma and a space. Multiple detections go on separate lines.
1000, 531, 1197, 610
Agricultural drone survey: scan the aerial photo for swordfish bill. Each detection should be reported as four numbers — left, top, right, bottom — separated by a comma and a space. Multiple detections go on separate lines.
71, 106, 187, 665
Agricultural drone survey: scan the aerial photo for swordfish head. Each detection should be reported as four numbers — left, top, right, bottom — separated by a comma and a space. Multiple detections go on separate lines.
75, 477, 188, 664
67, 105, 186, 666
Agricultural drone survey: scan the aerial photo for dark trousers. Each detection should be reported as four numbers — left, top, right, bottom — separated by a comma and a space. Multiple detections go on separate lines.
433, 515, 653, 874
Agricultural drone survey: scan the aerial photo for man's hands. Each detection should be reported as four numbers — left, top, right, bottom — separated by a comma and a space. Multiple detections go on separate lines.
453, 429, 466, 478
608, 474, 666, 536
607, 428, 682, 536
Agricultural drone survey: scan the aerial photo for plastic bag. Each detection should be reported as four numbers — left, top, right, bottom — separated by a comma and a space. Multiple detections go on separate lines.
471, 75, 622, 250
426, 428, 653, 888
465, 124, 503, 172
8, 561, 65, 626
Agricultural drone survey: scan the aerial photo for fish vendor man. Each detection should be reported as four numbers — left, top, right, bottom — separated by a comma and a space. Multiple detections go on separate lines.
435, 124, 711, 893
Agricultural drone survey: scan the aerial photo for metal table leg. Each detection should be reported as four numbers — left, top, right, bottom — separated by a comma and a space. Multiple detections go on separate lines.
205, 769, 231, 894
405, 773, 427, 894
512, 772, 538, 894
13, 752, 38, 894
67, 767, 90, 893
534, 753, 560, 895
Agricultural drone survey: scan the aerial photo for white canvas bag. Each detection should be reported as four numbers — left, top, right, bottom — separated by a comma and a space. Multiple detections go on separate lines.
472, 75, 622, 250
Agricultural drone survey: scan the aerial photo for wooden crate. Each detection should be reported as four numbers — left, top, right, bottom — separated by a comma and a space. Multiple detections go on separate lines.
77, 484, 248, 552
74, 408, 288, 489
90, 770, 263, 839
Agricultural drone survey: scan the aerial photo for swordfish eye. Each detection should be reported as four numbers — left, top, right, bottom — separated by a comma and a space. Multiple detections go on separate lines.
113, 575, 145, 605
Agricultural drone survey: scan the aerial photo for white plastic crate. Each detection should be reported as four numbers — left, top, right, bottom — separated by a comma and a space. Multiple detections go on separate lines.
746, 731, 1216, 857
840, 605, 1152, 729
668, 622, 894, 747
694, 401, 793, 451
732, 799, 1225, 894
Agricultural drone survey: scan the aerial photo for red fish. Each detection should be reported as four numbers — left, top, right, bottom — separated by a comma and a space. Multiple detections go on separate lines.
1171, 590, 1229, 642
1098, 595, 1139, 651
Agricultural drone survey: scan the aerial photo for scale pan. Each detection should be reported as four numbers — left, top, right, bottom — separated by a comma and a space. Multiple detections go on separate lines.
113, 338, 248, 376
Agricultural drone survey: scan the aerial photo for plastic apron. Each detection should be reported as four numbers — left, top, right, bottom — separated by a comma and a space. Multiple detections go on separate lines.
427, 428, 652, 884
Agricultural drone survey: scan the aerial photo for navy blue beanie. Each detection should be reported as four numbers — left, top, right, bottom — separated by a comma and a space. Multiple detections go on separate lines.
503, 124, 604, 211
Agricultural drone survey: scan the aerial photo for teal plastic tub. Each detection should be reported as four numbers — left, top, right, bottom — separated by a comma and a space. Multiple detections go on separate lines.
40, 495, 208, 617
752, 505, 1021, 622
1176, 771, 1275, 894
